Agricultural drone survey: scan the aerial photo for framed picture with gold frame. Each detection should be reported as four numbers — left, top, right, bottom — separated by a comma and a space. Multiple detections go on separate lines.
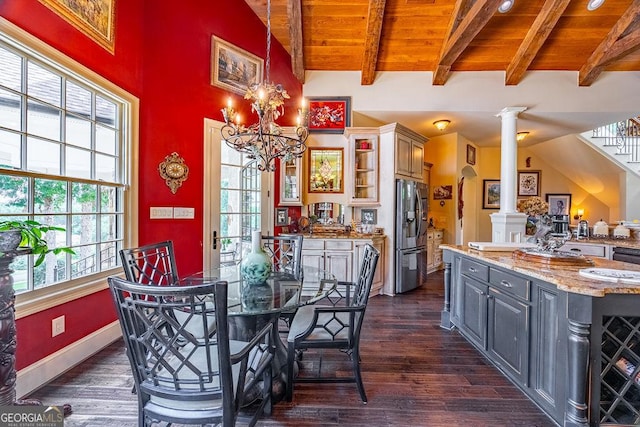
308, 148, 344, 193
38, 0, 116, 53
211, 36, 263, 95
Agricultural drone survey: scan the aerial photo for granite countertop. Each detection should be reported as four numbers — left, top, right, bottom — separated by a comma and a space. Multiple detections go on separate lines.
301, 232, 385, 240
441, 244, 640, 297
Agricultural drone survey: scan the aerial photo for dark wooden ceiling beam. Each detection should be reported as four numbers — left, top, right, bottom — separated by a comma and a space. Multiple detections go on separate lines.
433, 0, 504, 85
361, 0, 387, 85
505, 0, 571, 86
579, 0, 640, 86
287, 0, 305, 83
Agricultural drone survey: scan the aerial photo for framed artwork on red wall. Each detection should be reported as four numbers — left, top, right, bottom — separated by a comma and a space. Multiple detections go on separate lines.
307, 97, 351, 133
211, 36, 264, 95
38, 0, 116, 53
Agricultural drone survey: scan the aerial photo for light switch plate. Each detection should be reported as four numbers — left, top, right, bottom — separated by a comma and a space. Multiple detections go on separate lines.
150, 207, 174, 219
174, 207, 195, 219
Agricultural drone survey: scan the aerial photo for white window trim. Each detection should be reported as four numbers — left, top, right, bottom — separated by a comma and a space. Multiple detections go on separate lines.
0, 17, 139, 318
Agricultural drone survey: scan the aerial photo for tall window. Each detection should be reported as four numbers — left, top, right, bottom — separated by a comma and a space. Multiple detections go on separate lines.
0, 34, 130, 295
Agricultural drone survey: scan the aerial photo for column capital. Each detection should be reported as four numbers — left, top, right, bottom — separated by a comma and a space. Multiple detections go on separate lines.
496, 106, 527, 118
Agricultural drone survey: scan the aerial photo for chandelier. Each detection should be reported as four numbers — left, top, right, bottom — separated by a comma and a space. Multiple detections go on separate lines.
220, 0, 308, 172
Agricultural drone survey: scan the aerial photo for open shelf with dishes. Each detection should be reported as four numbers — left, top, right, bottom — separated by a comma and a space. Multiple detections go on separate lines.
600, 316, 640, 425
345, 128, 379, 206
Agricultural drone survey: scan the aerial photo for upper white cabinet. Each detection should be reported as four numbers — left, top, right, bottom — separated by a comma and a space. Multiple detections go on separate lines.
381, 123, 426, 181
279, 156, 303, 206
344, 127, 379, 206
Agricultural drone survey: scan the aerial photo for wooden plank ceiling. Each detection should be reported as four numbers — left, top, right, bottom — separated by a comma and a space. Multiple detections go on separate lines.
244, 0, 640, 86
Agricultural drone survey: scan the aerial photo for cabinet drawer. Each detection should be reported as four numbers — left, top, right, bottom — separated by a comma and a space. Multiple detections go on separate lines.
460, 258, 489, 282
489, 268, 530, 301
303, 239, 325, 250
559, 243, 606, 258
325, 240, 352, 251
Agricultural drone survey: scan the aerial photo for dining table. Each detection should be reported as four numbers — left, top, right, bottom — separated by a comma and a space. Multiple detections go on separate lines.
182, 263, 337, 400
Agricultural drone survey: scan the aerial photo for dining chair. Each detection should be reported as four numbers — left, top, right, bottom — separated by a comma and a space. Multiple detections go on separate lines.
108, 276, 274, 427
285, 243, 380, 403
119, 240, 179, 286
260, 234, 303, 280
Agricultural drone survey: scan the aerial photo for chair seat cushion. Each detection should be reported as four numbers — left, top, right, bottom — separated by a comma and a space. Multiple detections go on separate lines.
148, 339, 257, 411
287, 305, 350, 343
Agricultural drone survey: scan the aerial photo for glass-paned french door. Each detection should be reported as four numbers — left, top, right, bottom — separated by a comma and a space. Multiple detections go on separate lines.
204, 119, 271, 270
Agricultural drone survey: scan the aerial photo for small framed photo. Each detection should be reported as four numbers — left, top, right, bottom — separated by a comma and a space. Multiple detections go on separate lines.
361, 208, 377, 224
211, 36, 264, 95
483, 179, 501, 209
546, 193, 571, 216
307, 97, 351, 133
433, 185, 453, 200
518, 170, 541, 197
275, 207, 289, 226
466, 144, 476, 165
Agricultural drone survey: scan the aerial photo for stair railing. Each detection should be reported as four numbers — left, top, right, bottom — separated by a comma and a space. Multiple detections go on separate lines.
592, 117, 640, 163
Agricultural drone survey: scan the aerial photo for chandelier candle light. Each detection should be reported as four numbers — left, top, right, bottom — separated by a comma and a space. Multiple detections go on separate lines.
220, 0, 308, 172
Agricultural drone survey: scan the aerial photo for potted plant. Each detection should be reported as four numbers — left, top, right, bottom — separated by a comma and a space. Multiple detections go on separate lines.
0, 220, 74, 266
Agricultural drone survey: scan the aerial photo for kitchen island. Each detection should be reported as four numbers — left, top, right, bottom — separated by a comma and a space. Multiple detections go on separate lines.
440, 245, 640, 427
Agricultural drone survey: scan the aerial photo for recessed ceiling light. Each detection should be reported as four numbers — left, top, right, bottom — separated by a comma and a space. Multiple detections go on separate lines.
587, 0, 605, 11
498, 0, 514, 13
433, 120, 451, 131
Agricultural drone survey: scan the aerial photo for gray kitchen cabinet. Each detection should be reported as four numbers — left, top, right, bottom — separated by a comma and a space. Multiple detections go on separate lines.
460, 276, 488, 350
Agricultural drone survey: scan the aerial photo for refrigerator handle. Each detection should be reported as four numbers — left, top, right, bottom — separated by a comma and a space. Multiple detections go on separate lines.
416, 187, 423, 238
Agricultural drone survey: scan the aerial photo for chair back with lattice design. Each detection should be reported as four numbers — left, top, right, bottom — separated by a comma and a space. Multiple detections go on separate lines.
261, 235, 303, 280
119, 241, 179, 286
108, 276, 273, 426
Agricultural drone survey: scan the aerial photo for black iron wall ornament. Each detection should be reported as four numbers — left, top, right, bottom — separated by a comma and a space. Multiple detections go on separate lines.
158, 152, 189, 194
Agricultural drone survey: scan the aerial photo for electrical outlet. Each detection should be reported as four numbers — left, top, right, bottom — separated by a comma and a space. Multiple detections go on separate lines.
52, 315, 65, 337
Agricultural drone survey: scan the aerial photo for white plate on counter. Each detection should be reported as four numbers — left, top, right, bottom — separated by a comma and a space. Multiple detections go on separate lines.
578, 268, 640, 284
468, 242, 537, 251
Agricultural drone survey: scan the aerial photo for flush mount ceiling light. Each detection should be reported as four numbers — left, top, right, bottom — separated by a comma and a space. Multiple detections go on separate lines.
587, 0, 605, 10
498, 0, 514, 13
517, 131, 530, 141
433, 120, 451, 131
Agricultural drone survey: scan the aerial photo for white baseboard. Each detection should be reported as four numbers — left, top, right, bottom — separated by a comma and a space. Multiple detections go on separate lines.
16, 321, 122, 399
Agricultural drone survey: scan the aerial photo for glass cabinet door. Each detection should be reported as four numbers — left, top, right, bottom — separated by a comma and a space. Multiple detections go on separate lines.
279, 156, 303, 206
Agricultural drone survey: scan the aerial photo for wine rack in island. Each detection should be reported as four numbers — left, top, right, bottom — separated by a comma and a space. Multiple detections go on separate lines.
345, 128, 379, 206
600, 316, 640, 424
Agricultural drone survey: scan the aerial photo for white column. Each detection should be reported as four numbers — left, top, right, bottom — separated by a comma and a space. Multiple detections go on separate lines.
490, 107, 528, 242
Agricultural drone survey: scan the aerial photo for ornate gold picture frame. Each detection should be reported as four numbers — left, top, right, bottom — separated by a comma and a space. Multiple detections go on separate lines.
38, 0, 116, 53
211, 36, 263, 95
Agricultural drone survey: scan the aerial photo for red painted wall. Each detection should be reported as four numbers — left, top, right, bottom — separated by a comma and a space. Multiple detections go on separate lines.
1, 0, 300, 371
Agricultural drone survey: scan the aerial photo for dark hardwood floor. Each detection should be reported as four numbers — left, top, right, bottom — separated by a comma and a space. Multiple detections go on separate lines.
28, 271, 556, 426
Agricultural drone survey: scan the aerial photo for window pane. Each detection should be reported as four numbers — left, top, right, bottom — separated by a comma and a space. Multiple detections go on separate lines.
27, 99, 61, 141
34, 178, 67, 214
221, 144, 241, 164
27, 137, 60, 174
0, 46, 22, 91
0, 88, 22, 131
100, 241, 118, 269
100, 213, 117, 240
70, 244, 97, 279
10, 256, 28, 294
72, 182, 97, 212
33, 251, 68, 287
27, 61, 61, 107
95, 153, 116, 181
66, 80, 91, 118
95, 124, 115, 154
0, 130, 22, 168
65, 146, 91, 179
72, 214, 97, 244
96, 95, 116, 127
100, 186, 116, 212
65, 114, 91, 148
0, 175, 28, 213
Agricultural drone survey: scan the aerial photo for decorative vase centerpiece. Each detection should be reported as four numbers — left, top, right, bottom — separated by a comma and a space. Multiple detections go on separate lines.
240, 230, 272, 286
517, 197, 549, 236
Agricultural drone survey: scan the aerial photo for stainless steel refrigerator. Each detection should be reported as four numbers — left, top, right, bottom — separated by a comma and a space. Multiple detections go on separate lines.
395, 179, 429, 294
